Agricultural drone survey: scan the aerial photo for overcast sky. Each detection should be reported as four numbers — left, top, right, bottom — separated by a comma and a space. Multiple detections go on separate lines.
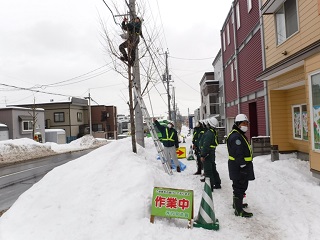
0, 0, 233, 117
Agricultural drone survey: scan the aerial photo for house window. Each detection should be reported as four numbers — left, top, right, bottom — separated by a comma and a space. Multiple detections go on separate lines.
223, 31, 226, 51
236, 2, 240, 29
247, 0, 252, 12
54, 112, 65, 122
210, 104, 219, 115
292, 104, 308, 140
77, 112, 83, 122
92, 124, 103, 132
231, 63, 234, 81
101, 111, 110, 122
227, 23, 230, 45
275, 0, 298, 45
310, 72, 320, 150
209, 94, 219, 103
22, 121, 33, 131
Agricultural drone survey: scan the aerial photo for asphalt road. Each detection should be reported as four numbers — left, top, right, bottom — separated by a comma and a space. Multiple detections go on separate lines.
0, 149, 94, 213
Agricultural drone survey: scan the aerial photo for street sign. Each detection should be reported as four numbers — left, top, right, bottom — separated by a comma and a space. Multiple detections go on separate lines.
150, 187, 194, 227
176, 147, 186, 159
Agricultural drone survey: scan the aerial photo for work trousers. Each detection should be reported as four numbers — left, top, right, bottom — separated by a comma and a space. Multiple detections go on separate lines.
203, 151, 221, 188
163, 146, 180, 169
232, 179, 249, 199
119, 35, 140, 62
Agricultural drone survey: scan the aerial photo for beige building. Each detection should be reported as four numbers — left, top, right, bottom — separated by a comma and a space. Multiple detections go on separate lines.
15, 97, 89, 143
258, 0, 320, 178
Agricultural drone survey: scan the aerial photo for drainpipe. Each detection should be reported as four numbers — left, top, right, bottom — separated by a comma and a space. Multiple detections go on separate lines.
259, 0, 270, 136
220, 28, 227, 130
232, 1, 241, 113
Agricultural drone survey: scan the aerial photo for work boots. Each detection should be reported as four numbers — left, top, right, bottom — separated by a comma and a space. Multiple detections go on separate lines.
194, 161, 202, 175
120, 55, 128, 62
233, 196, 253, 218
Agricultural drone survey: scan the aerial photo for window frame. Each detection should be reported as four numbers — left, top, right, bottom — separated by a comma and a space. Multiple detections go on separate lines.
223, 31, 226, 51
274, 0, 299, 45
236, 2, 241, 29
247, 0, 252, 12
54, 112, 65, 123
231, 62, 234, 82
309, 70, 320, 152
292, 104, 308, 141
227, 23, 230, 45
22, 120, 33, 131
77, 112, 83, 122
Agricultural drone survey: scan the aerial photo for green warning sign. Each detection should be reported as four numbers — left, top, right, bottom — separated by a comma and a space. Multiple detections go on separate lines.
151, 187, 193, 220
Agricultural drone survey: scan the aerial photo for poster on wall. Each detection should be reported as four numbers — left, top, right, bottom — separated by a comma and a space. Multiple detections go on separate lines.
302, 105, 308, 141
293, 106, 302, 139
311, 72, 320, 151
312, 105, 320, 150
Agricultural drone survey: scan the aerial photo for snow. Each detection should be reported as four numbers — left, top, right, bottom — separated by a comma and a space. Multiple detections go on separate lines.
0, 128, 320, 239
0, 136, 107, 165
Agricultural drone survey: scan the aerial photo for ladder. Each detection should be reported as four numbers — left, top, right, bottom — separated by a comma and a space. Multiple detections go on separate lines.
132, 81, 173, 175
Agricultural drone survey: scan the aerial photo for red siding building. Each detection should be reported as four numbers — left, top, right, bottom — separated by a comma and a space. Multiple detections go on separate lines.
221, 0, 268, 139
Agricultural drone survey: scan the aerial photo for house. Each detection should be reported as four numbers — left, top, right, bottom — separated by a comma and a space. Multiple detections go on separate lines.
0, 107, 45, 141
0, 123, 9, 141
257, 0, 320, 178
91, 105, 117, 139
221, 0, 268, 138
212, 49, 226, 127
117, 114, 130, 134
199, 72, 220, 123
14, 97, 89, 143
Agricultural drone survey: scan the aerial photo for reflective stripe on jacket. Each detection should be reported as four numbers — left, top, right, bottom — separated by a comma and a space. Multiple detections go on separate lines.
162, 128, 174, 141
227, 129, 252, 162
199, 127, 218, 157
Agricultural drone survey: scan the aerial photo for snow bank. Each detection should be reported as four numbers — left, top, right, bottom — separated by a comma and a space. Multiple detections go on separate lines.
0, 135, 107, 166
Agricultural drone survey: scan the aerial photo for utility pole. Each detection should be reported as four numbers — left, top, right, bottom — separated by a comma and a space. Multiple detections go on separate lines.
129, 0, 144, 148
172, 86, 176, 126
88, 91, 92, 135
165, 51, 171, 120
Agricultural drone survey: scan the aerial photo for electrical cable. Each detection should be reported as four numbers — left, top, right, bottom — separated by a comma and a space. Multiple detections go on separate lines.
170, 55, 214, 60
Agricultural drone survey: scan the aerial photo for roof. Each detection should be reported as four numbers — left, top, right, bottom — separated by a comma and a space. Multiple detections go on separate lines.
0, 107, 44, 111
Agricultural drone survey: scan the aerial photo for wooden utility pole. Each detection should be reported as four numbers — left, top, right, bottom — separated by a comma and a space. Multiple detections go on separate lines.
129, 0, 145, 148
165, 51, 171, 120
128, 65, 137, 153
126, 0, 141, 153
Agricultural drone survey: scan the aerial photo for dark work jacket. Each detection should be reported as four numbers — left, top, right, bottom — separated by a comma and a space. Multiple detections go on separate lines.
199, 127, 218, 158
154, 120, 179, 148
197, 128, 205, 149
192, 126, 202, 148
122, 20, 143, 38
227, 125, 255, 181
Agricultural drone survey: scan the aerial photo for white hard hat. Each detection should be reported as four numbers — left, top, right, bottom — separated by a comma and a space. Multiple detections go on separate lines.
235, 114, 249, 123
167, 120, 174, 125
207, 117, 219, 128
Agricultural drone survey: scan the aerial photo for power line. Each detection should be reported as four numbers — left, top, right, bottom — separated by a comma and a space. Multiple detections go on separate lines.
170, 55, 214, 60
0, 83, 78, 98
40, 62, 113, 87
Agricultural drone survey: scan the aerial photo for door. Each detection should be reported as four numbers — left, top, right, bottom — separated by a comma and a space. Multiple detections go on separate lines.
249, 102, 258, 138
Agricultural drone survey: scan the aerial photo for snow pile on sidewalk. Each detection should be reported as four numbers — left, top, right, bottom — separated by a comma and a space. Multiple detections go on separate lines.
0, 135, 107, 165
1, 134, 320, 240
